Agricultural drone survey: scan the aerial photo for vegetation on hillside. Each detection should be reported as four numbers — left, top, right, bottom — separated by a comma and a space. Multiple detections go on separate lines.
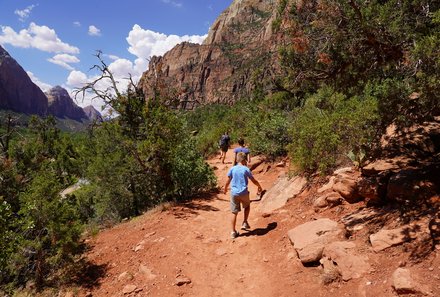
0, 0, 439, 294
0, 56, 216, 293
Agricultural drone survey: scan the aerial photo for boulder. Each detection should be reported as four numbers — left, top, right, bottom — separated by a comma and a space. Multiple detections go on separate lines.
287, 218, 345, 264
332, 177, 360, 203
322, 241, 371, 281
249, 155, 265, 171
313, 192, 343, 209
392, 268, 417, 294
313, 195, 329, 208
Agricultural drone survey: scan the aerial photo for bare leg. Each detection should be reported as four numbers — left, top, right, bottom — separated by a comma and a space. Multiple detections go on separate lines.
231, 212, 238, 232
243, 206, 250, 225
222, 151, 227, 163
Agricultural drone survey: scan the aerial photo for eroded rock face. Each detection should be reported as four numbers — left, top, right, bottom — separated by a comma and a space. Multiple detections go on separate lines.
46, 86, 87, 121
139, 0, 279, 107
0, 45, 48, 115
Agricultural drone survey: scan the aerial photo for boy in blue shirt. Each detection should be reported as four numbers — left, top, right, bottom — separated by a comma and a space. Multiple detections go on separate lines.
224, 152, 263, 239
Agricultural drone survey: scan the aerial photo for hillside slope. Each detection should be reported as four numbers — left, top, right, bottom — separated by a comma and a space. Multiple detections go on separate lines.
75, 149, 439, 297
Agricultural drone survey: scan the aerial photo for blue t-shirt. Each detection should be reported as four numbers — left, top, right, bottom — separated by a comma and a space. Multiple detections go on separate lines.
233, 147, 250, 155
227, 164, 253, 196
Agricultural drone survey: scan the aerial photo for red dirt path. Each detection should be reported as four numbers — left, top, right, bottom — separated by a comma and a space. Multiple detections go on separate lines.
77, 151, 440, 297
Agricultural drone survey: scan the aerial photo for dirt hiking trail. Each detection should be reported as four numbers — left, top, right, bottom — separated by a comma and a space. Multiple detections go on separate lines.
79, 150, 440, 297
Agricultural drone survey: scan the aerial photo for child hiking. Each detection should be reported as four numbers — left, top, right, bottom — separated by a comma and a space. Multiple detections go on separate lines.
218, 131, 231, 164
224, 152, 263, 239
233, 138, 250, 165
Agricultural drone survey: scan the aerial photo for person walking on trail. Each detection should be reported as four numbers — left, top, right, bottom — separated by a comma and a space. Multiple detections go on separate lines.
233, 138, 250, 166
224, 152, 263, 239
218, 131, 231, 164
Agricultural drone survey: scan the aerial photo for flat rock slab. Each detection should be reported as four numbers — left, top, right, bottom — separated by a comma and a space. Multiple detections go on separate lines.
323, 241, 371, 281
287, 218, 345, 264
370, 221, 429, 252
260, 176, 307, 213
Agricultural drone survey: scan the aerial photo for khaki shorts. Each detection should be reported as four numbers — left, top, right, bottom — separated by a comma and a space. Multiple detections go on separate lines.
230, 192, 250, 214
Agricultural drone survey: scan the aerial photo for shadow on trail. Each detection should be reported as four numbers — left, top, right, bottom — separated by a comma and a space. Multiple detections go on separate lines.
241, 222, 277, 237
172, 197, 220, 219
68, 258, 108, 289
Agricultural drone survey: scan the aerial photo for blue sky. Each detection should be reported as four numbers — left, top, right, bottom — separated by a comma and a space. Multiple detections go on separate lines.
0, 0, 232, 110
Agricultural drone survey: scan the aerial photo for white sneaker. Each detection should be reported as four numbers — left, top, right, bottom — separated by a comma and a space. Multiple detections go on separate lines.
241, 222, 250, 230
231, 231, 239, 239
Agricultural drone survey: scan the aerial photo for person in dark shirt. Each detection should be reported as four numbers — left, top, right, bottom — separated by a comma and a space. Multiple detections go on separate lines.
218, 131, 231, 164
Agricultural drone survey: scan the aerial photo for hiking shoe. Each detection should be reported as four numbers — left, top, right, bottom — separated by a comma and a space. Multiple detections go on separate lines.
241, 222, 251, 230
231, 231, 239, 239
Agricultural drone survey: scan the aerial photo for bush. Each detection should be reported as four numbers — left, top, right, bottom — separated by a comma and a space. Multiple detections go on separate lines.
246, 108, 292, 159
288, 87, 379, 173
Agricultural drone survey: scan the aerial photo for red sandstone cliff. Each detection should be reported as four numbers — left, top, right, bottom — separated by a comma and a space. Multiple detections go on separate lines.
139, 0, 280, 108
0, 45, 48, 115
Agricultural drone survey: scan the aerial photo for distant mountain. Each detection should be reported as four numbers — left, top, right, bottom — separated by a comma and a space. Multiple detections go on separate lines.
0, 45, 48, 115
46, 86, 88, 121
139, 0, 278, 108
82, 105, 103, 122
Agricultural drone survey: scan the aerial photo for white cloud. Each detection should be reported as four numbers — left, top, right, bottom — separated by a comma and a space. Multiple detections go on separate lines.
27, 71, 52, 92
88, 25, 101, 36
105, 54, 120, 61
47, 54, 80, 70
161, 0, 183, 8
66, 70, 88, 88
126, 24, 206, 60
61, 25, 207, 113
0, 23, 79, 54
15, 5, 36, 22
65, 70, 109, 114
73, 21, 81, 27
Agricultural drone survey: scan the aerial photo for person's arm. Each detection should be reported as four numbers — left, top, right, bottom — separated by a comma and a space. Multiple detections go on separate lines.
247, 152, 251, 164
224, 176, 232, 194
249, 176, 262, 193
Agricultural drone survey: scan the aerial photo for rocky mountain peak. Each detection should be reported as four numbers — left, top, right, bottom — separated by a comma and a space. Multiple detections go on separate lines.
82, 105, 103, 122
46, 86, 87, 121
204, 0, 276, 45
0, 45, 48, 115
139, 0, 279, 108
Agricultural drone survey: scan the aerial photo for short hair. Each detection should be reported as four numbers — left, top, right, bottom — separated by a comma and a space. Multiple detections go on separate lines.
238, 138, 245, 146
236, 152, 247, 163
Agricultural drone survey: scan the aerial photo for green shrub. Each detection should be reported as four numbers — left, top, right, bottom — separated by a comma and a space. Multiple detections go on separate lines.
246, 108, 292, 159
288, 87, 379, 173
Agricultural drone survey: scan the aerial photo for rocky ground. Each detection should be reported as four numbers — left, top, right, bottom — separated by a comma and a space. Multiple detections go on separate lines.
66, 119, 440, 297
